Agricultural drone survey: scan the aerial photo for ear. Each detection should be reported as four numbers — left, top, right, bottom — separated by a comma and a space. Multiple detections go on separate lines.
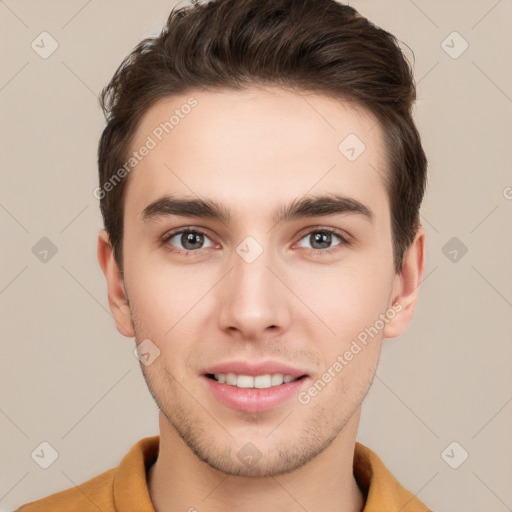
382, 225, 426, 339
97, 229, 135, 338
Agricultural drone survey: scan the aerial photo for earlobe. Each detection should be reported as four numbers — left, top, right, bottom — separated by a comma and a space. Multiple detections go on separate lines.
97, 230, 135, 338
382, 225, 426, 340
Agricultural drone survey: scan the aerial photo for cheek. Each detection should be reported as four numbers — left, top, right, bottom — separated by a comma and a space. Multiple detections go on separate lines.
297, 266, 391, 393
123, 235, 204, 333
315, 276, 386, 401
301, 260, 392, 341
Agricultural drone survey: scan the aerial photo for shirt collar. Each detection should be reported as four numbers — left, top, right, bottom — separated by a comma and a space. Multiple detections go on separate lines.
113, 436, 430, 511
353, 441, 432, 511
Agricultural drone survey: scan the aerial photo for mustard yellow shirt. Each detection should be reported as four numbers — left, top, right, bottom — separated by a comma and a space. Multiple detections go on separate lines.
16, 436, 432, 511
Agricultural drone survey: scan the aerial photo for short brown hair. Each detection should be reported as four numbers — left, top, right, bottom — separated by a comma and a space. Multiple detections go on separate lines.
97, 0, 427, 274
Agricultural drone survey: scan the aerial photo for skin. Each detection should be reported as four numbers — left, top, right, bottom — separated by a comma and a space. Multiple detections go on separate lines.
98, 86, 426, 512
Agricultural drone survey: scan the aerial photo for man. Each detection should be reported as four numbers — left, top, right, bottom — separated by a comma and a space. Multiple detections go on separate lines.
17, 0, 431, 510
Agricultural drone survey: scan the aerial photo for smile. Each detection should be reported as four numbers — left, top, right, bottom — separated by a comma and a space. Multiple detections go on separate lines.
207, 373, 301, 389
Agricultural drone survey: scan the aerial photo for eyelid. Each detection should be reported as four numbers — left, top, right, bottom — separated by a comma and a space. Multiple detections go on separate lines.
295, 225, 352, 242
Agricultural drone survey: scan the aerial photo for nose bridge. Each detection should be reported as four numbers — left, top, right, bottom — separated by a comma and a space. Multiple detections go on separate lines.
218, 236, 289, 336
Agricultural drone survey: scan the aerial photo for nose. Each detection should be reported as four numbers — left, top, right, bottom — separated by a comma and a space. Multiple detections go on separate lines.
217, 243, 291, 341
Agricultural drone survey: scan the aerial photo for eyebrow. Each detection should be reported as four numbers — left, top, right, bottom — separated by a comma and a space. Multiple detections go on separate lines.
141, 194, 375, 225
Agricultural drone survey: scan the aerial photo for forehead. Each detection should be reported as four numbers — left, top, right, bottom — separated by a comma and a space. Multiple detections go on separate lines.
124, 86, 390, 226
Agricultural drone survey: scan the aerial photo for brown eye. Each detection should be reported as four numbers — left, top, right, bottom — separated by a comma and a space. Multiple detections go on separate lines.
163, 229, 214, 254
296, 228, 349, 254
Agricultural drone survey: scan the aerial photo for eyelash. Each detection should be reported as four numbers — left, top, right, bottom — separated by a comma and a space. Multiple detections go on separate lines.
161, 227, 351, 257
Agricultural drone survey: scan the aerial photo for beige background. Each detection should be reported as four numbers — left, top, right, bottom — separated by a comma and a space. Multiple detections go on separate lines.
1, 1, 511, 510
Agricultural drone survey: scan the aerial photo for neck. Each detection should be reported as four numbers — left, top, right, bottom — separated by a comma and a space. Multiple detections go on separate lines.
148, 409, 365, 512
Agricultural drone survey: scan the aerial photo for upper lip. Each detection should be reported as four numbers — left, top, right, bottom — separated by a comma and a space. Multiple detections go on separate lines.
202, 360, 309, 378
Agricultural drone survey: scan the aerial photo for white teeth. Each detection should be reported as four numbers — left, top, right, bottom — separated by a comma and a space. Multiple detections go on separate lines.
226, 373, 237, 386
212, 373, 299, 388
237, 375, 254, 388
271, 374, 283, 386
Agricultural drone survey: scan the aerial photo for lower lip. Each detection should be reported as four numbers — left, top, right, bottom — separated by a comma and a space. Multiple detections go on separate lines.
202, 375, 309, 413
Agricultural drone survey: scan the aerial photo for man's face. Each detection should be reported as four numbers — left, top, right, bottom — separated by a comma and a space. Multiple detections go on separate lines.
112, 86, 406, 477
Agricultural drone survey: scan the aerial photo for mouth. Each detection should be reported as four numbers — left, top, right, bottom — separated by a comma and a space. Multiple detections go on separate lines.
204, 373, 308, 388
202, 372, 310, 413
